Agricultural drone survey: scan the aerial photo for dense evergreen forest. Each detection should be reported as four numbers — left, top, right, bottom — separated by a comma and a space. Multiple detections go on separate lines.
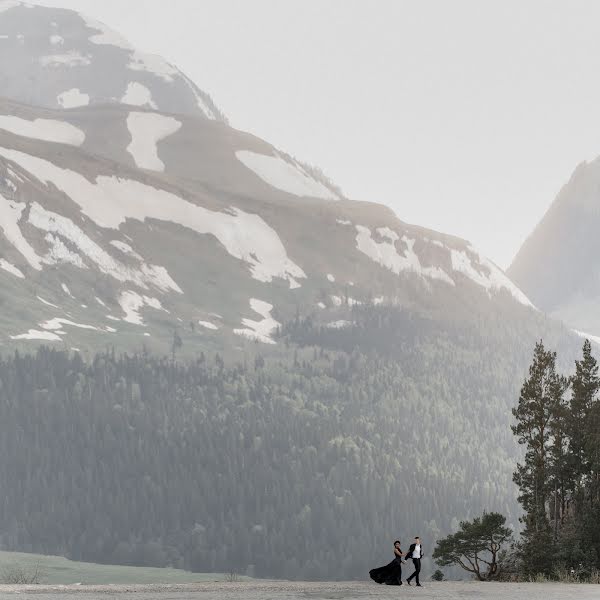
0, 303, 583, 579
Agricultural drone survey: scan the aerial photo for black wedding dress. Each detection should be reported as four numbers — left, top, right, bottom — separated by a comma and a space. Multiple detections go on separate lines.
369, 552, 404, 585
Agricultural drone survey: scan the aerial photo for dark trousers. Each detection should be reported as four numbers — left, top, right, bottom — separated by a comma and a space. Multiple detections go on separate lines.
407, 558, 421, 585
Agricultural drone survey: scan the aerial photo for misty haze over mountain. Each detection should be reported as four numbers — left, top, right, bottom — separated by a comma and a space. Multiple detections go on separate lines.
0, 0, 599, 588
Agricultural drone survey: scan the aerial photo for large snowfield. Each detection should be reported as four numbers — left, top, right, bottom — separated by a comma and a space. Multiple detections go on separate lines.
0, 581, 596, 599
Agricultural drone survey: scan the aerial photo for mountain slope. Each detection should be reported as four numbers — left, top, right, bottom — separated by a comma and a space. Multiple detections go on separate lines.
509, 157, 600, 336
0, 94, 534, 354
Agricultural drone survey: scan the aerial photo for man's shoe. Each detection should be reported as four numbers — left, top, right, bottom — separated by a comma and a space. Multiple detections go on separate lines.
416, 584, 422, 587
406, 579, 411, 586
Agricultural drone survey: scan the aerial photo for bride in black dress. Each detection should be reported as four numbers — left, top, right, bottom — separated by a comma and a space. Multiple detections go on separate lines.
369, 540, 406, 585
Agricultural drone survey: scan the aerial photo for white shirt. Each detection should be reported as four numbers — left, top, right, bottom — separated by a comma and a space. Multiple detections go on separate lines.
414, 543, 421, 558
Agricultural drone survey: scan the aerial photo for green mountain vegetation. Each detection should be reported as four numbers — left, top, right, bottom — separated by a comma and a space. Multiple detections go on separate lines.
0, 301, 584, 580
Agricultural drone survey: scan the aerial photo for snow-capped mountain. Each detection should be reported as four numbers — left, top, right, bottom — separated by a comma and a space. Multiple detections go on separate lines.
509, 157, 600, 337
0, 0, 223, 120
0, 1, 535, 355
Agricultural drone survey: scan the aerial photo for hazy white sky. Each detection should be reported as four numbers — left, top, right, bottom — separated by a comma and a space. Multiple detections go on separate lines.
36, 0, 600, 268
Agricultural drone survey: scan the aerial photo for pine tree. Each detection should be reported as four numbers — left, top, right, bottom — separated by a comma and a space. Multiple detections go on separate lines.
548, 374, 569, 542
512, 341, 565, 575
572, 340, 600, 566
568, 339, 600, 495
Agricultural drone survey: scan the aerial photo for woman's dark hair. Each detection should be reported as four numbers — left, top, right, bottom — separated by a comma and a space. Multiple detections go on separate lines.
393, 540, 401, 546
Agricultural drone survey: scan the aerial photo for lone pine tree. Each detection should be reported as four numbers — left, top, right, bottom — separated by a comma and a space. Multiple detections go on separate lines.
432, 512, 512, 581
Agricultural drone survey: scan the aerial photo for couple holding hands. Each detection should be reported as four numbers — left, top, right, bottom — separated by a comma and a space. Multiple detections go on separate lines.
369, 536, 424, 587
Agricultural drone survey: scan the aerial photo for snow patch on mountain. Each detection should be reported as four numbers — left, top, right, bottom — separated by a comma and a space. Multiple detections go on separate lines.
0, 194, 42, 270
128, 52, 178, 82
450, 247, 533, 307
10, 315, 115, 342
355, 225, 455, 286
0, 258, 24, 278
573, 329, 600, 346
121, 83, 157, 109
0, 147, 306, 286
118, 290, 165, 325
236, 151, 339, 201
198, 320, 219, 330
57, 88, 90, 108
109, 239, 142, 260
28, 202, 182, 293
126, 111, 181, 172
0, 115, 85, 146
39, 51, 91, 68
11, 329, 61, 341
234, 299, 279, 344
40, 317, 99, 333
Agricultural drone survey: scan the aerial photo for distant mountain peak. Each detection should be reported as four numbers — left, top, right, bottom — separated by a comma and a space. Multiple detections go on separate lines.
509, 153, 600, 335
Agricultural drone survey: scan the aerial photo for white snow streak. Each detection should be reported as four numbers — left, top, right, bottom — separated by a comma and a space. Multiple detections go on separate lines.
40, 317, 98, 332
37, 296, 58, 308
236, 151, 339, 201
11, 329, 61, 341
0, 258, 24, 278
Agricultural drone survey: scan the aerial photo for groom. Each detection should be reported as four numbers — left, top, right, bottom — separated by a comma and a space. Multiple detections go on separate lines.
406, 536, 423, 587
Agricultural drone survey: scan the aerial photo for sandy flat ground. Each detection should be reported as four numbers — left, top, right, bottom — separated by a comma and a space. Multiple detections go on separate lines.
0, 581, 598, 599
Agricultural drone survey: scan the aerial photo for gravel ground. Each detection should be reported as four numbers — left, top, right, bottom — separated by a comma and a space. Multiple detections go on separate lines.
0, 581, 598, 599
